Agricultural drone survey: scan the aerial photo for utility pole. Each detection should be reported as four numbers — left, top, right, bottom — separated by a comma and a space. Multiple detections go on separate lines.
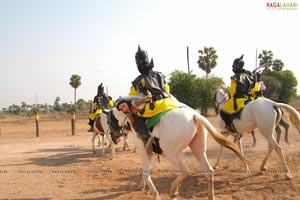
187, 46, 190, 75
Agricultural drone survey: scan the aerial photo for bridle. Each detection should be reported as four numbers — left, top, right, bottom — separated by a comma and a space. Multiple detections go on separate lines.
214, 91, 229, 113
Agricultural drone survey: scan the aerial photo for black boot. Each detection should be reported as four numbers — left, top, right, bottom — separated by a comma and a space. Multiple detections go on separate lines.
87, 119, 94, 132
131, 114, 154, 152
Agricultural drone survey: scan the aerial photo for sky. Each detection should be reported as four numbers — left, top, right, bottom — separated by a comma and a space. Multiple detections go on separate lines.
0, 0, 299, 109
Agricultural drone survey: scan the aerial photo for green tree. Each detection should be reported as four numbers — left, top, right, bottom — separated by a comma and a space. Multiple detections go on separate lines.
76, 98, 88, 111
272, 59, 284, 71
197, 76, 226, 109
258, 50, 273, 67
20, 101, 28, 115
53, 96, 63, 112
8, 104, 21, 115
169, 70, 199, 108
69, 74, 81, 112
168, 70, 225, 111
260, 72, 282, 99
276, 70, 298, 102
262, 69, 297, 102
197, 47, 218, 79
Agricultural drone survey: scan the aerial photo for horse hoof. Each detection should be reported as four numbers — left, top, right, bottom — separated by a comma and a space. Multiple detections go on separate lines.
260, 167, 266, 172
213, 165, 219, 170
285, 174, 292, 180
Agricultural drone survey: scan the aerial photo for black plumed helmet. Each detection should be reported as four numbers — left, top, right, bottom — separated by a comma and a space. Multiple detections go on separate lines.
135, 45, 149, 65
232, 55, 245, 73
135, 45, 154, 74
98, 83, 104, 94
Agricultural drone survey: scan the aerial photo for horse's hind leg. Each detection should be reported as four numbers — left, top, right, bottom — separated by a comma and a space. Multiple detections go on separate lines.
165, 154, 189, 199
279, 118, 290, 144
189, 131, 215, 200
261, 135, 291, 179
275, 126, 282, 143
251, 130, 256, 146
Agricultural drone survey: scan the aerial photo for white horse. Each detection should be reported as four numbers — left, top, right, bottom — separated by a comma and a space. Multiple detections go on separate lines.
92, 109, 133, 159
214, 89, 290, 145
214, 90, 300, 179
114, 107, 247, 200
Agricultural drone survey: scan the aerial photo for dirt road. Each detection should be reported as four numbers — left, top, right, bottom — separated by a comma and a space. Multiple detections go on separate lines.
0, 114, 300, 200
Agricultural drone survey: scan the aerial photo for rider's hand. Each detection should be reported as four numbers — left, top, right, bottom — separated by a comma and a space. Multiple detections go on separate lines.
145, 90, 152, 102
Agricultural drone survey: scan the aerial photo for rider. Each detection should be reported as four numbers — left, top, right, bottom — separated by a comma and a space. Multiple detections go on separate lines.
88, 83, 114, 132
116, 45, 177, 152
220, 55, 259, 134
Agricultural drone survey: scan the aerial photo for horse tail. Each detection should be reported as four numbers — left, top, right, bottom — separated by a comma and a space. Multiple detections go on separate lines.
193, 115, 248, 162
275, 103, 300, 135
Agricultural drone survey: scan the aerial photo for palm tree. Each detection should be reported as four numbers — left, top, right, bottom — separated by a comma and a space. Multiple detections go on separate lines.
197, 47, 218, 79
258, 50, 273, 68
197, 47, 218, 116
69, 74, 81, 112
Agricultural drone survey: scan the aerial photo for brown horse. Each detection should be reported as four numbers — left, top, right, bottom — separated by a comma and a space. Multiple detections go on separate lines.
92, 109, 133, 159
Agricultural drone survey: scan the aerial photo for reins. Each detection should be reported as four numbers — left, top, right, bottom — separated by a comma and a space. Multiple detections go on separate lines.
215, 92, 229, 112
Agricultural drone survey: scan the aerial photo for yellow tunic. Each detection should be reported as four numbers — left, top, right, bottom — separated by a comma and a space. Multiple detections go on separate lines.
129, 81, 177, 118
89, 99, 114, 120
222, 76, 260, 115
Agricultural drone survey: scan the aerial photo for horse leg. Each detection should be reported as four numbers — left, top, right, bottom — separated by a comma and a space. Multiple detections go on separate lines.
189, 131, 215, 200
123, 135, 130, 151
164, 154, 189, 199
236, 136, 250, 171
97, 134, 101, 146
101, 134, 106, 156
279, 118, 290, 144
139, 151, 160, 200
275, 126, 281, 144
213, 145, 224, 169
250, 130, 256, 146
274, 143, 291, 179
106, 135, 115, 160
91, 132, 98, 154
236, 136, 244, 156
214, 133, 230, 169
260, 136, 291, 179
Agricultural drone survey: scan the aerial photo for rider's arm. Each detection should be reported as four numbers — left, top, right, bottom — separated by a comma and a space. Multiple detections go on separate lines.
131, 90, 152, 110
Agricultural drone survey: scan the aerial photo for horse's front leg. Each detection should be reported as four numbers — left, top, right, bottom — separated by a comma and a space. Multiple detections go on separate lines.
92, 132, 98, 154
139, 150, 160, 200
101, 134, 106, 156
122, 135, 130, 151
107, 135, 115, 160
97, 134, 101, 146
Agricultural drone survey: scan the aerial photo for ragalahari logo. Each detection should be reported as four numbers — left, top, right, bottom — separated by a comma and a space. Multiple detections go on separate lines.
266, 2, 298, 9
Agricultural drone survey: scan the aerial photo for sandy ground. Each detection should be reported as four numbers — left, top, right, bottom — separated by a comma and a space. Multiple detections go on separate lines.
1, 113, 300, 200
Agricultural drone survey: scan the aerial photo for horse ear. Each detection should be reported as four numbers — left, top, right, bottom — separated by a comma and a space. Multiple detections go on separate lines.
240, 55, 244, 59
138, 45, 141, 52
